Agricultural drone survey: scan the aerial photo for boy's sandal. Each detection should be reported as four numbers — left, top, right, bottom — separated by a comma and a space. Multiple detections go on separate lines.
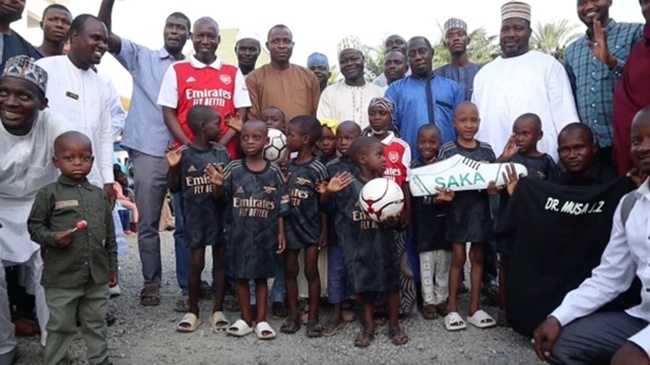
209, 311, 230, 331
271, 302, 289, 318
254, 321, 277, 340
444, 312, 467, 331
322, 320, 345, 337
176, 313, 202, 333
280, 317, 301, 334
388, 326, 409, 346
422, 304, 438, 320
226, 319, 254, 337
468, 309, 496, 329
354, 330, 375, 348
436, 302, 449, 317
306, 321, 323, 338
139, 287, 160, 306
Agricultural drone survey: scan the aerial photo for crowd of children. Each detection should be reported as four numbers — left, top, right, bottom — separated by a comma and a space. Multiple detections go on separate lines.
28, 96, 578, 354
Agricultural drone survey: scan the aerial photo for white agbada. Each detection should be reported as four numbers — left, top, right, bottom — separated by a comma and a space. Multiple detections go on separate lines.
35, 56, 113, 187
317, 81, 386, 130
472, 50, 579, 161
0, 110, 72, 352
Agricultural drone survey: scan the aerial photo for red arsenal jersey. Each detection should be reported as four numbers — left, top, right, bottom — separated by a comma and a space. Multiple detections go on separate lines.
172, 60, 240, 157
381, 132, 411, 187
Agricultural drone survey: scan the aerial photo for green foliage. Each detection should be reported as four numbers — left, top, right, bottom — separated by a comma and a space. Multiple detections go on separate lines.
531, 19, 581, 60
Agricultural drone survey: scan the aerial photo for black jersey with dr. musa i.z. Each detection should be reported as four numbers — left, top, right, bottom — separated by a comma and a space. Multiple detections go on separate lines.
177, 143, 231, 248
222, 159, 289, 279
284, 157, 328, 249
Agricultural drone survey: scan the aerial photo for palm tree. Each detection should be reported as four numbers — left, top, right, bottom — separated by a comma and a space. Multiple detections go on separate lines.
362, 44, 385, 82
532, 19, 581, 60
432, 25, 499, 67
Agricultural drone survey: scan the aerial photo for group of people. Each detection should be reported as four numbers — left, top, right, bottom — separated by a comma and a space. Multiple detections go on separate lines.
1, 0, 650, 364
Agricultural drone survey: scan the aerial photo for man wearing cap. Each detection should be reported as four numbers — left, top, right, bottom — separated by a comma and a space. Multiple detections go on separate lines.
246, 24, 320, 121
472, 1, 578, 161
307, 52, 330, 93
434, 18, 482, 101
564, 0, 642, 168
235, 30, 261, 76
372, 34, 411, 87
317, 36, 385, 130
0, 55, 72, 365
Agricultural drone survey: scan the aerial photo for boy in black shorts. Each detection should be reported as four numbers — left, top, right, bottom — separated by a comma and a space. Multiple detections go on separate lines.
280, 115, 328, 337
166, 105, 231, 333
322, 136, 408, 348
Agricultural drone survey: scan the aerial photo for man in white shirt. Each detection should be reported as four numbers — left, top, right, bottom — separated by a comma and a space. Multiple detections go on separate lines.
0, 56, 71, 365
533, 106, 650, 365
35, 14, 113, 199
472, 1, 579, 161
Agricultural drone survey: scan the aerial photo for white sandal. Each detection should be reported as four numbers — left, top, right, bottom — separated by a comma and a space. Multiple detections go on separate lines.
467, 310, 496, 329
255, 321, 277, 340
444, 312, 467, 331
226, 319, 254, 337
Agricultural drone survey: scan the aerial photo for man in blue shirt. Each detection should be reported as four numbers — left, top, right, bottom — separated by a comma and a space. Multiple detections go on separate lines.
386, 36, 462, 159
98, 0, 191, 307
0, 1, 41, 73
563, 0, 643, 166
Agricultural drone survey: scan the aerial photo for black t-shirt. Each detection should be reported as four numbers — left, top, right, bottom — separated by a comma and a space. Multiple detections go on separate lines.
284, 157, 327, 247
326, 174, 400, 294
325, 156, 358, 247
177, 143, 231, 247
223, 159, 289, 279
410, 158, 450, 252
497, 177, 638, 337
560, 162, 618, 186
510, 153, 561, 183
2, 30, 42, 70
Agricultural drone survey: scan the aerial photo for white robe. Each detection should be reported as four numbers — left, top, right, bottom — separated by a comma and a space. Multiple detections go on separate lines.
472, 50, 579, 161
317, 81, 386, 130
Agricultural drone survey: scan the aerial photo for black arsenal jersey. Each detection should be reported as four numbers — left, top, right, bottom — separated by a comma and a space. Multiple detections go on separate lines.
410, 158, 450, 252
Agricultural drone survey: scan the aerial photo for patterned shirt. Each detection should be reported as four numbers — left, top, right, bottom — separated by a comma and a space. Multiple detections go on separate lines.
433, 63, 482, 101
563, 20, 643, 147
284, 157, 327, 247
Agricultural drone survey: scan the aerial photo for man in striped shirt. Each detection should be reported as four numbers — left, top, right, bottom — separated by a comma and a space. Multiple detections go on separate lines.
98, 0, 191, 307
563, 0, 643, 167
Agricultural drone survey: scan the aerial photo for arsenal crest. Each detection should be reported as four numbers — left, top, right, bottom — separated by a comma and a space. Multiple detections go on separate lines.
220, 74, 232, 85
388, 151, 399, 163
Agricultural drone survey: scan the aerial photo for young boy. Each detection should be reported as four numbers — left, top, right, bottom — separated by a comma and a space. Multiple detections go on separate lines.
166, 105, 231, 333
208, 120, 288, 340
321, 120, 361, 336
28, 131, 117, 365
280, 115, 328, 337
411, 124, 454, 320
322, 136, 408, 347
262, 106, 286, 132
366, 97, 415, 314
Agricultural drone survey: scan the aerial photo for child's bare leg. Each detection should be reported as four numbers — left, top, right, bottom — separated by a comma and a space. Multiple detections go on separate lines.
447, 243, 466, 314
283, 249, 300, 320
304, 245, 321, 323
212, 244, 226, 313
254, 278, 268, 324
361, 301, 374, 334
468, 242, 485, 316
235, 279, 252, 326
386, 290, 400, 329
188, 247, 205, 316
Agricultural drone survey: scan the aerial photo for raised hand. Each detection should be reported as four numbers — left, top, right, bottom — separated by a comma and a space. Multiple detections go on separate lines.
587, 20, 616, 69
205, 163, 224, 186
165, 145, 182, 167
326, 172, 353, 193
434, 187, 455, 203
315, 179, 328, 194
502, 162, 521, 196
224, 113, 244, 132
500, 134, 519, 160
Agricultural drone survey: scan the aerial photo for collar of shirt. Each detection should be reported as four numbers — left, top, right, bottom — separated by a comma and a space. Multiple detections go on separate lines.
561, 162, 616, 186
635, 178, 650, 200
380, 131, 395, 145
409, 73, 435, 82
189, 55, 222, 70
157, 47, 174, 60
57, 175, 94, 190
584, 18, 618, 40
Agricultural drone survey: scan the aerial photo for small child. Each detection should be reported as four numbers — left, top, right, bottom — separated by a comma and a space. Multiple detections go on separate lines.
439, 101, 497, 331
28, 131, 117, 365
113, 165, 137, 235
166, 105, 231, 333
318, 118, 338, 164
411, 124, 454, 320
209, 120, 288, 340
321, 121, 361, 336
322, 136, 408, 347
493, 113, 560, 327
280, 115, 328, 337
262, 106, 286, 132
366, 97, 416, 314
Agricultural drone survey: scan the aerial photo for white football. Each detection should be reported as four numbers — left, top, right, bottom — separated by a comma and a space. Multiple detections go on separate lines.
358, 178, 405, 223
264, 128, 288, 163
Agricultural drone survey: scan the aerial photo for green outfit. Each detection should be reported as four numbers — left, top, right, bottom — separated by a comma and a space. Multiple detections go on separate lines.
28, 175, 117, 365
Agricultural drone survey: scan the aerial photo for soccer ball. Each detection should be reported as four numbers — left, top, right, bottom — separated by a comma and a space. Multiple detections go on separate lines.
358, 178, 405, 223
264, 128, 288, 163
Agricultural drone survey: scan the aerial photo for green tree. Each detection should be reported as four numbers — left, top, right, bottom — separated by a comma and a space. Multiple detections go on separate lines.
531, 19, 581, 60
362, 44, 385, 82
433, 25, 500, 68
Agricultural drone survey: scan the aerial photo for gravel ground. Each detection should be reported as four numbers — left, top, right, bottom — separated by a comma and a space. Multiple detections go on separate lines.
16, 232, 544, 365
